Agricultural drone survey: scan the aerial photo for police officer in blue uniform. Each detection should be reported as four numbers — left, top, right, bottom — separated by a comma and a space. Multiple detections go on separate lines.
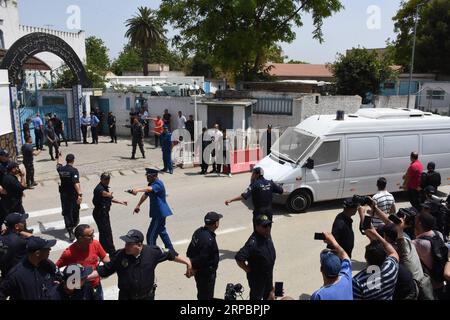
87, 229, 193, 300
187, 212, 222, 300
0, 213, 32, 278
160, 126, 173, 174
132, 169, 174, 250
225, 167, 283, 222
235, 215, 276, 300
57, 153, 82, 241
50, 264, 95, 300
0, 237, 58, 300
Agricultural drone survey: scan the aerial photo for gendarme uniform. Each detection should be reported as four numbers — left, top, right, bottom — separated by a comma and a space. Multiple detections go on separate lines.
96, 230, 177, 300
92, 178, 116, 256
187, 212, 222, 300
57, 156, 81, 237
235, 215, 276, 300
0, 213, 29, 277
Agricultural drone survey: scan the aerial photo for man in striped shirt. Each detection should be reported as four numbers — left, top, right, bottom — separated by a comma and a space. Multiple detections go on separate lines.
359, 178, 396, 230
352, 228, 399, 300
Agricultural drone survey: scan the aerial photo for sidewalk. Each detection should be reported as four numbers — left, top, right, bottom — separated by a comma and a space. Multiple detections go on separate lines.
28, 136, 165, 183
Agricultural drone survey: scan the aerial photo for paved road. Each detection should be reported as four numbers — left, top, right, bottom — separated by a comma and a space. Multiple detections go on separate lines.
19, 137, 450, 300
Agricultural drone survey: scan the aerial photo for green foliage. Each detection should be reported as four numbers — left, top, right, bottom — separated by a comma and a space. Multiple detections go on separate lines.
125, 6, 166, 76
158, 0, 343, 81
111, 44, 142, 76
330, 47, 398, 97
286, 59, 310, 64
392, 0, 450, 75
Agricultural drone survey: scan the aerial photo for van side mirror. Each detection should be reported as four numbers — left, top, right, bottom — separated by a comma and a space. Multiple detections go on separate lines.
303, 158, 314, 170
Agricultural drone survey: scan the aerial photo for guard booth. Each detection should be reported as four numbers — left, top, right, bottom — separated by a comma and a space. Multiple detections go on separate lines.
196, 99, 259, 173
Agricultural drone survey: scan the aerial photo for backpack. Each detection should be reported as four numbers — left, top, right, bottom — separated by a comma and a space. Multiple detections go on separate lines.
419, 231, 448, 282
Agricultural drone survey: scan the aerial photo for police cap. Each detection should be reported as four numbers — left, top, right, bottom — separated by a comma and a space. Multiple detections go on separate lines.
145, 168, 159, 176
5, 212, 29, 226
66, 154, 75, 162
120, 230, 144, 243
204, 212, 223, 225
27, 237, 57, 252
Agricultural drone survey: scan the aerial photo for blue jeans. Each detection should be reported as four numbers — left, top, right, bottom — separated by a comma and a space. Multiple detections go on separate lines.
162, 150, 173, 173
93, 283, 104, 300
147, 216, 174, 250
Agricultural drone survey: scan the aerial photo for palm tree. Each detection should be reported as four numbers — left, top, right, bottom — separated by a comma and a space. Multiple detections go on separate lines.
125, 7, 166, 76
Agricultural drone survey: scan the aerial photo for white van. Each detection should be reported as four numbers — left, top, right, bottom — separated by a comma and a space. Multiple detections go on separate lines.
257, 108, 450, 212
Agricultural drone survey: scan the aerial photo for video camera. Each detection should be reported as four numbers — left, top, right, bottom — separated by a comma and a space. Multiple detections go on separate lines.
352, 195, 373, 207
224, 283, 244, 300
396, 207, 418, 227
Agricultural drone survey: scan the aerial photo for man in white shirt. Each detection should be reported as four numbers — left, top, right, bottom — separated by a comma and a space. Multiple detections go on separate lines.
177, 111, 187, 130
210, 124, 223, 175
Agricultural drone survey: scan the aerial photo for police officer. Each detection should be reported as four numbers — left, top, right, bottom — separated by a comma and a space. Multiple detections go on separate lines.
57, 153, 82, 241
199, 127, 210, 175
90, 111, 100, 144
52, 114, 68, 147
160, 125, 173, 174
132, 169, 174, 249
225, 167, 283, 222
21, 135, 41, 188
0, 237, 58, 300
0, 149, 11, 225
131, 117, 145, 160
92, 173, 128, 257
0, 213, 32, 278
187, 212, 222, 300
108, 112, 117, 144
1, 162, 26, 216
87, 229, 193, 300
80, 111, 90, 144
235, 215, 276, 300
50, 264, 95, 300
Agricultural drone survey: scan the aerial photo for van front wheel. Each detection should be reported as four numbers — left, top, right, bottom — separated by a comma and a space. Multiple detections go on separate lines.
287, 190, 312, 213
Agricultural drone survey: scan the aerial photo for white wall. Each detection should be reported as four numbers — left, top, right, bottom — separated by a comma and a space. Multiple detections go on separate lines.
418, 82, 450, 112
0, 69, 12, 135
0, 0, 20, 49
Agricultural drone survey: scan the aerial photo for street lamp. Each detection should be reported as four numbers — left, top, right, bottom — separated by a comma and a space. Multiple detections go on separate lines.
406, 1, 429, 109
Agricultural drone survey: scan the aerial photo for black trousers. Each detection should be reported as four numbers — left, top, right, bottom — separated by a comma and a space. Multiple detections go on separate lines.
408, 189, 421, 211
56, 130, 68, 146
60, 192, 80, 230
35, 129, 44, 150
91, 127, 98, 144
132, 138, 145, 157
23, 161, 34, 187
81, 126, 88, 144
118, 290, 155, 301
109, 126, 117, 143
247, 273, 273, 300
154, 134, 159, 148
195, 270, 217, 300
92, 206, 116, 256
48, 142, 59, 160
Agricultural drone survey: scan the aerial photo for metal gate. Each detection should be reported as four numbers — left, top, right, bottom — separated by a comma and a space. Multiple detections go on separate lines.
19, 105, 68, 144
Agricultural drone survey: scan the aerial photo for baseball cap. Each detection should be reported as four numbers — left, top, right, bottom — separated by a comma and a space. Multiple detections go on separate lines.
6, 162, 19, 171
145, 168, 159, 176
424, 186, 436, 194
62, 264, 93, 281
5, 213, 29, 226
320, 250, 342, 278
254, 215, 273, 226
120, 230, 144, 243
252, 167, 264, 176
343, 197, 359, 208
26, 237, 57, 252
204, 212, 223, 225
66, 154, 75, 162
0, 149, 9, 157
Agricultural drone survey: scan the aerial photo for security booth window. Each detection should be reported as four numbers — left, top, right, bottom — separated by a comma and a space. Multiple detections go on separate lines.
311, 141, 340, 166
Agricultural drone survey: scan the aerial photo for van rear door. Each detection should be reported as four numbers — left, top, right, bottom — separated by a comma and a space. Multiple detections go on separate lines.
304, 139, 343, 201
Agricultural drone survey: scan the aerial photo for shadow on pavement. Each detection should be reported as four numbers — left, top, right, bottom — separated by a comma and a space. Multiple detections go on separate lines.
37, 221, 71, 242
36, 159, 53, 163
219, 249, 237, 262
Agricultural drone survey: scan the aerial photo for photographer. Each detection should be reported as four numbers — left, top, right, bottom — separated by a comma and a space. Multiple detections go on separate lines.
352, 228, 399, 300
331, 197, 359, 259
311, 232, 353, 300
369, 202, 434, 299
422, 186, 448, 239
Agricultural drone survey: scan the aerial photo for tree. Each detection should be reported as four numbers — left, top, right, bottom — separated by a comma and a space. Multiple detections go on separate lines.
286, 59, 309, 64
125, 7, 166, 76
111, 44, 142, 76
53, 36, 110, 88
392, 0, 450, 76
330, 48, 397, 98
158, 0, 343, 81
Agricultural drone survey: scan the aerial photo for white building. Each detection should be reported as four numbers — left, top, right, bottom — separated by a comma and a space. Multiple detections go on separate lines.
417, 82, 450, 116
0, 69, 15, 156
0, 0, 86, 89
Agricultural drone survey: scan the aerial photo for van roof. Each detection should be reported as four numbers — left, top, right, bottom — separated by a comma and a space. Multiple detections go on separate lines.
299, 108, 450, 137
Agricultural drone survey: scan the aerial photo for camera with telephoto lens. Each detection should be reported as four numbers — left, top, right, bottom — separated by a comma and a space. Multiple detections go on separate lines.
397, 207, 419, 227
224, 283, 243, 300
352, 195, 373, 206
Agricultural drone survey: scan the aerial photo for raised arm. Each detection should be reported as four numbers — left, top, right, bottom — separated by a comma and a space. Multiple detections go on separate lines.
323, 232, 350, 261
365, 228, 399, 262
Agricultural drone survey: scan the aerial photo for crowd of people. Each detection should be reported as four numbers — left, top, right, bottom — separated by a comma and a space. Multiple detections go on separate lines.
1, 120, 450, 301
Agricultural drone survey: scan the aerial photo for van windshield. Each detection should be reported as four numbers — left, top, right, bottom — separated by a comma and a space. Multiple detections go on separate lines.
271, 128, 317, 162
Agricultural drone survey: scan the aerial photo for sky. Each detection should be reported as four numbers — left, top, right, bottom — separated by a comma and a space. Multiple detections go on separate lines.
19, 0, 403, 64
